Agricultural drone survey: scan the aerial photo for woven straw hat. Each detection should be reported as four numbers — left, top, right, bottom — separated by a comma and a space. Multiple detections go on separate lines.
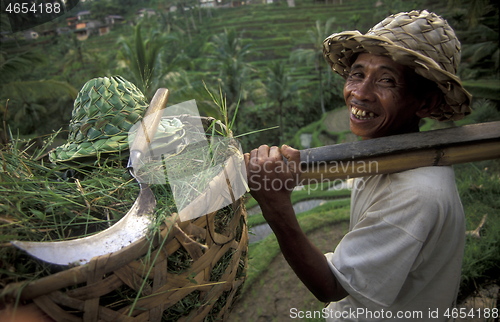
49, 76, 149, 162
323, 10, 472, 121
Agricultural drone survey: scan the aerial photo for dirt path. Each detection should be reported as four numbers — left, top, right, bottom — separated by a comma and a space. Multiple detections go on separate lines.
229, 222, 349, 321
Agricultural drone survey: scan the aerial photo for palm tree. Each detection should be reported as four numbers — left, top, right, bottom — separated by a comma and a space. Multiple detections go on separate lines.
162, 70, 225, 119
447, 0, 491, 27
265, 61, 297, 144
291, 18, 337, 114
205, 29, 255, 114
117, 23, 175, 98
172, 0, 200, 43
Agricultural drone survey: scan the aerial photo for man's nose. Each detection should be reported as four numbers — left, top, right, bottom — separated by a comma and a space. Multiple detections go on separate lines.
352, 79, 376, 101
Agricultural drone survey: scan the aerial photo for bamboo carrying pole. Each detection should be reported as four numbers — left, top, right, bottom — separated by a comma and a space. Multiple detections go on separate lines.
300, 121, 500, 183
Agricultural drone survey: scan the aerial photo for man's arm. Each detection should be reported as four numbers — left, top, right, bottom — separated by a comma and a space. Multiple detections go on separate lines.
244, 145, 348, 302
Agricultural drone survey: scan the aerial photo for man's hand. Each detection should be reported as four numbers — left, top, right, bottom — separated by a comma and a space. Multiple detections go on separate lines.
244, 144, 301, 207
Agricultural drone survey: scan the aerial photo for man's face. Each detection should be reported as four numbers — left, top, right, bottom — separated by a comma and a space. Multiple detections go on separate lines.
343, 53, 424, 140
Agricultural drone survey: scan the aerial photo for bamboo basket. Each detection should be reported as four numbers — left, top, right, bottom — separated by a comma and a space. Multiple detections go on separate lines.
0, 117, 248, 322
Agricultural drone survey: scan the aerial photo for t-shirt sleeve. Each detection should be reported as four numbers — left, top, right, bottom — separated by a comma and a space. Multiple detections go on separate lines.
326, 183, 441, 309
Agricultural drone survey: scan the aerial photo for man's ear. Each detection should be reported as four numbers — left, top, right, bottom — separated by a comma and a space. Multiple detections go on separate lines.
416, 91, 443, 118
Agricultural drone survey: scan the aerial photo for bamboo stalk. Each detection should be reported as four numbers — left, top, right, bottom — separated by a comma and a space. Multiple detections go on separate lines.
300, 121, 500, 182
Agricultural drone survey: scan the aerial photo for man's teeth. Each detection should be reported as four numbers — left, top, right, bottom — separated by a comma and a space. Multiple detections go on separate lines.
352, 106, 375, 119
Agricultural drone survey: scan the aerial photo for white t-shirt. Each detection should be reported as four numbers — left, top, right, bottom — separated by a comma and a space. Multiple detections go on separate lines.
325, 166, 465, 321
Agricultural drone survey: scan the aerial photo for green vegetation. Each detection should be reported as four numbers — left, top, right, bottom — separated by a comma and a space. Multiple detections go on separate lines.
454, 160, 500, 302
3, 0, 496, 150
463, 80, 500, 101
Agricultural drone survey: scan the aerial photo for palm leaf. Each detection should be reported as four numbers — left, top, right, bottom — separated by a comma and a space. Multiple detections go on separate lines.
0, 51, 46, 81
2, 80, 78, 102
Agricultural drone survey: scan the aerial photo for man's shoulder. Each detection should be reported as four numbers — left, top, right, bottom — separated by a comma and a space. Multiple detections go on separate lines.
357, 166, 456, 195
354, 166, 459, 208
389, 166, 456, 192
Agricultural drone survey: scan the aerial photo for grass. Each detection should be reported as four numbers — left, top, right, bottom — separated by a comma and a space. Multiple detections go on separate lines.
0, 140, 149, 298
454, 160, 500, 301
0, 143, 139, 242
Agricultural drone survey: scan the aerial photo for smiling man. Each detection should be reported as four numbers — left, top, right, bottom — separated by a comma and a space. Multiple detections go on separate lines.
245, 10, 472, 321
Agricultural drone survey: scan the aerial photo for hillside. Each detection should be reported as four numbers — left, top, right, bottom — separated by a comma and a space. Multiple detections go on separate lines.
3, 1, 498, 144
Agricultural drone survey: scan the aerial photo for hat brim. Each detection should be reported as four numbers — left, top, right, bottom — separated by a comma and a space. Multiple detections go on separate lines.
323, 31, 472, 121
49, 135, 130, 163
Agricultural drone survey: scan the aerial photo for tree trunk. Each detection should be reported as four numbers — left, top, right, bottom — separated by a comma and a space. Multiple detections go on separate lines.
279, 101, 284, 144
317, 64, 326, 114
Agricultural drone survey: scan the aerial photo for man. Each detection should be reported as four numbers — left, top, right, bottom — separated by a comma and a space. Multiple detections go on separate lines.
244, 10, 471, 321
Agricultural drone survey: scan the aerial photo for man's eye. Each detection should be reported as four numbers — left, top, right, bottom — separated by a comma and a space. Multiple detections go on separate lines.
349, 72, 363, 79
380, 78, 395, 84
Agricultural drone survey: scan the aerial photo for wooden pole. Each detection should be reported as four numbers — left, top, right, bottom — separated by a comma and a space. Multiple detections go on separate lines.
300, 121, 500, 183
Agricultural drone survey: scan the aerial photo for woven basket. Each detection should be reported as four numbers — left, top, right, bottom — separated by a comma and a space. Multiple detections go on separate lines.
1, 117, 248, 322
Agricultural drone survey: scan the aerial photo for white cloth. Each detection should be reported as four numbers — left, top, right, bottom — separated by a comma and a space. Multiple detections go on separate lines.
325, 166, 465, 321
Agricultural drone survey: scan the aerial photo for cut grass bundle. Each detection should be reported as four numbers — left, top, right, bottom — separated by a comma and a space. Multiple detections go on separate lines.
0, 116, 248, 321
0, 152, 139, 242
